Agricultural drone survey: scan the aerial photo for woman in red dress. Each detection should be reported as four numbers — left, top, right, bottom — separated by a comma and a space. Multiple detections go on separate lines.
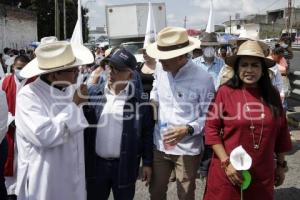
203, 40, 292, 200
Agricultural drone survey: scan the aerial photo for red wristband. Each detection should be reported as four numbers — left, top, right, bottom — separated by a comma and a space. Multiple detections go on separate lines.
220, 158, 230, 169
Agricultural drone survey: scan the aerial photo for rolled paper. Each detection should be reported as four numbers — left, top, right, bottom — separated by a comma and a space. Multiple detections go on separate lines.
230, 145, 252, 170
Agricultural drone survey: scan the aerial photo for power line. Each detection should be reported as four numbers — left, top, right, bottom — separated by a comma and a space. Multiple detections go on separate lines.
258, 0, 284, 13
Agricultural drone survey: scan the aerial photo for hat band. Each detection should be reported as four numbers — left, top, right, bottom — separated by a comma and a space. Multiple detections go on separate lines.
157, 41, 189, 51
39, 57, 77, 70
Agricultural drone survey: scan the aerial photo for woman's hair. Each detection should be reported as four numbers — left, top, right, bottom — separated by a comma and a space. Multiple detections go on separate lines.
225, 56, 282, 117
272, 46, 284, 56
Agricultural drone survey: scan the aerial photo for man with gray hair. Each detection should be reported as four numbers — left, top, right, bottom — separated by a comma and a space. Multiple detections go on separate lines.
146, 27, 215, 200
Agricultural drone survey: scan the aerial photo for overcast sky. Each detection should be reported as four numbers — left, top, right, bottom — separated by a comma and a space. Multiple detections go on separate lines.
82, 0, 300, 30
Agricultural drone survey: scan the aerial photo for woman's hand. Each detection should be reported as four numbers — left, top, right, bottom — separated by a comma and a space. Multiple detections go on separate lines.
225, 164, 243, 186
274, 167, 285, 187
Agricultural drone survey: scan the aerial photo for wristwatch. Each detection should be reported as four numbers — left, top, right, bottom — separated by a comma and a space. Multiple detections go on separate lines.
186, 124, 194, 136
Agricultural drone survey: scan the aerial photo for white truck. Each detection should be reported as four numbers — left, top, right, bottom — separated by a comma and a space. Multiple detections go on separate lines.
105, 3, 167, 47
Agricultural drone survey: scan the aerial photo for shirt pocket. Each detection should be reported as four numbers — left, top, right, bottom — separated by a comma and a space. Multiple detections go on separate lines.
173, 87, 199, 114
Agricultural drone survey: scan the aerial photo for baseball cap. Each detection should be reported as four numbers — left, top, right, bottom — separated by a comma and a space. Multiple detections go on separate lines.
107, 48, 137, 71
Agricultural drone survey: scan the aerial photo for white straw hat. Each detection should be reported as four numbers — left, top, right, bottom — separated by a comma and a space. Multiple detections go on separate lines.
146, 27, 200, 60
21, 39, 94, 78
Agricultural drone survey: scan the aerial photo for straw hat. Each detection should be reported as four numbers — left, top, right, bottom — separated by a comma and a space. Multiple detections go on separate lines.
21, 38, 94, 78
146, 27, 200, 60
200, 32, 219, 46
225, 40, 275, 68
236, 31, 269, 57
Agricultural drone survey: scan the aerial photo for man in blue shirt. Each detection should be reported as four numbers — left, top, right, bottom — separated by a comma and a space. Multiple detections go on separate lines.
146, 27, 215, 200
194, 32, 225, 90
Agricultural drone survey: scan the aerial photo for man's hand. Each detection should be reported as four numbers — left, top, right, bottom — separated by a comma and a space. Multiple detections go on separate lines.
142, 166, 152, 186
163, 126, 188, 145
91, 67, 104, 85
225, 164, 243, 186
73, 84, 88, 106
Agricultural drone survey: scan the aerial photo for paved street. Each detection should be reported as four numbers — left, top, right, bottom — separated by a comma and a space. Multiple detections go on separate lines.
109, 52, 300, 200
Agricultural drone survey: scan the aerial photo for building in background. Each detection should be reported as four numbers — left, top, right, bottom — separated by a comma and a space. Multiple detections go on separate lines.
223, 7, 300, 39
0, 4, 37, 52
88, 26, 107, 43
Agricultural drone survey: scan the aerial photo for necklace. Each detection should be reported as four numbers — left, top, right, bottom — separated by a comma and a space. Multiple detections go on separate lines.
242, 89, 265, 150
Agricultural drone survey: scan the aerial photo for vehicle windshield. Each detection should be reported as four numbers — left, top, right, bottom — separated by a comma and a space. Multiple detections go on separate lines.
121, 43, 143, 55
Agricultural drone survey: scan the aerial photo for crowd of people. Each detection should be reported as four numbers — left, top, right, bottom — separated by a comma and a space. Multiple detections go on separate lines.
0, 26, 294, 200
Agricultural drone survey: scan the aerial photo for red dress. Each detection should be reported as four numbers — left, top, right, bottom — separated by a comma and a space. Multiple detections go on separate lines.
203, 85, 292, 200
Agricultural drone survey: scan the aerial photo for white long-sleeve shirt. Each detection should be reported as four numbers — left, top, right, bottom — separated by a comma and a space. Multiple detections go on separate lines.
150, 60, 215, 155
269, 64, 285, 98
0, 90, 8, 142
15, 78, 88, 200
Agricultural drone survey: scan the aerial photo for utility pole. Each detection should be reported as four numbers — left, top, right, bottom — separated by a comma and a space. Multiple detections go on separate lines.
229, 15, 231, 34
287, 0, 292, 35
184, 16, 187, 28
54, 0, 60, 39
63, 0, 66, 40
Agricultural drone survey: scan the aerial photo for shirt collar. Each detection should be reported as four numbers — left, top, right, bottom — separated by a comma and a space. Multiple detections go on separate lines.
169, 59, 193, 79
200, 56, 217, 65
104, 82, 130, 98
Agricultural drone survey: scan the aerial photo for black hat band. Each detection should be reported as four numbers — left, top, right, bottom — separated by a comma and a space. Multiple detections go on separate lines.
157, 41, 190, 51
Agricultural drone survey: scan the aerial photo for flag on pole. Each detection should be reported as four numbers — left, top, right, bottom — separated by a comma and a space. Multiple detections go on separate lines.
143, 1, 157, 48
0, 63, 5, 78
71, 0, 83, 45
205, 0, 215, 33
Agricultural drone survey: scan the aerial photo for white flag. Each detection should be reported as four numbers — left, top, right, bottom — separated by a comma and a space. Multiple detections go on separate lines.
205, 0, 215, 33
143, 1, 157, 48
71, 0, 83, 45
0, 63, 5, 78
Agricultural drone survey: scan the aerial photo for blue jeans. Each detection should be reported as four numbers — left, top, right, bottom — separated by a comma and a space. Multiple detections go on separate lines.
0, 138, 8, 200
92, 156, 135, 200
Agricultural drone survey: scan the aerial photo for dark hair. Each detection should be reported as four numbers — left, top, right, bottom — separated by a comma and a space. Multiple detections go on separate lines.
14, 55, 30, 64
11, 49, 19, 56
3, 47, 10, 54
220, 46, 227, 51
225, 56, 282, 117
19, 49, 26, 55
272, 46, 284, 56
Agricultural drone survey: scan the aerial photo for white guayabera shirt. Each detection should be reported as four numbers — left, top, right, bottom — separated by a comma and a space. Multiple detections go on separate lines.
15, 78, 88, 200
150, 59, 215, 155
0, 90, 8, 142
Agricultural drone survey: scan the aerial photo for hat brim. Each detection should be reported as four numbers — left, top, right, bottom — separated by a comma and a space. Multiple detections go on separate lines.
146, 37, 200, 60
200, 42, 219, 46
20, 44, 94, 78
225, 55, 276, 69
108, 58, 134, 71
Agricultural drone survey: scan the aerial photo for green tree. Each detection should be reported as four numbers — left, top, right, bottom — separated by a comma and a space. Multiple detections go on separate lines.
0, 0, 89, 42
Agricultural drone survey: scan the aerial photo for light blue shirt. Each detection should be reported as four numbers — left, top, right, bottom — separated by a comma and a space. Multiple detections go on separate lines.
150, 59, 215, 155
193, 56, 225, 89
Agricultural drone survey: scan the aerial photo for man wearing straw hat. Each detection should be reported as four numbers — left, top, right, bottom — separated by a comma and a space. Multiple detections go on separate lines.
14, 38, 94, 200
194, 32, 225, 90
146, 27, 215, 200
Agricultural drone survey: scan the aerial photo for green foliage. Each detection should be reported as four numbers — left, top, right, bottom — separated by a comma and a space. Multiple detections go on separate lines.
0, 0, 89, 42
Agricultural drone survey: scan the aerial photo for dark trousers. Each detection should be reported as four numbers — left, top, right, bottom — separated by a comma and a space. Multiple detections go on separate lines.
91, 156, 135, 200
199, 145, 213, 177
0, 138, 8, 200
